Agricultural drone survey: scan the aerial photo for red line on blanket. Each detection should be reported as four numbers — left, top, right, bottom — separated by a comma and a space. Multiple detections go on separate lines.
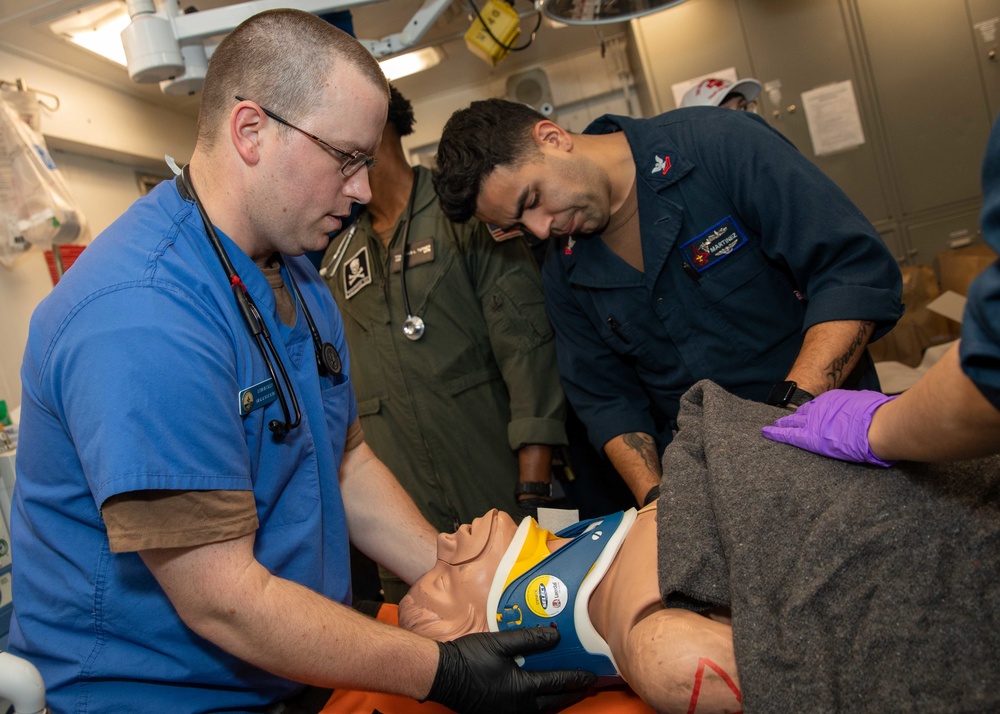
686, 657, 743, 714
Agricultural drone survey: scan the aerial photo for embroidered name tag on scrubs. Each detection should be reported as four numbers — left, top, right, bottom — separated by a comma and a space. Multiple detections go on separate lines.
390, 238, 434, 273
343, 246, 372, 299
239, 378, 277, 416
680, 216, 748, 272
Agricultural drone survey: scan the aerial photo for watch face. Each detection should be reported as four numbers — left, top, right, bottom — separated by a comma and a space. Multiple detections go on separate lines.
766, 381, 797, 406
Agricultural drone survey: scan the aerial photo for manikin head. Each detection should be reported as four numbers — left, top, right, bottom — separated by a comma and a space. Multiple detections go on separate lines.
399, 509, 563, 640
398, 509, 519, 639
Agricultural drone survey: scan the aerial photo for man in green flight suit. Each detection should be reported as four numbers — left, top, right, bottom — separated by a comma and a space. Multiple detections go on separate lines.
321, 86, 568, 602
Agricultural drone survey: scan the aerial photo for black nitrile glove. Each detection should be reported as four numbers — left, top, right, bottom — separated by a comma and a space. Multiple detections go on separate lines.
423, 626, 596, 713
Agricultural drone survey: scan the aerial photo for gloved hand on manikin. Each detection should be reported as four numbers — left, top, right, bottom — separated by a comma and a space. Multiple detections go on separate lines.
761, 390, 898, 467
424, 626, 595, 713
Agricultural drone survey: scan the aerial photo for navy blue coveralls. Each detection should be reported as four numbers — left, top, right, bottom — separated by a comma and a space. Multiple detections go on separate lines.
542, 107, 903, 455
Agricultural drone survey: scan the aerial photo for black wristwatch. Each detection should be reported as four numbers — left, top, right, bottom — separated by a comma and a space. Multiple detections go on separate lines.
765, 381, 815, 408
514, 481, 552, 498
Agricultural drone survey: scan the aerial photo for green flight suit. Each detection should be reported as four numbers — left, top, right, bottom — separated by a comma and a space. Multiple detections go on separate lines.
322, 166, 567, 536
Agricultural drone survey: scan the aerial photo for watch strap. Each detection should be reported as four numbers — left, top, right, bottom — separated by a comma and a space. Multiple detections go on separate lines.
787, 386, 816, 407
766, 381, 816, 407
514, 481, 552, 497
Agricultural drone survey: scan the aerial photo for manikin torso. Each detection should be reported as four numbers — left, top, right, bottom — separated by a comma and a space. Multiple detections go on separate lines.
587, 506, 661, 681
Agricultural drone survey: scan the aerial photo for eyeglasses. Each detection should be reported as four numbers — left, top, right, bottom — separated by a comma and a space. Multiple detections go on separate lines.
235, 95, 376, 177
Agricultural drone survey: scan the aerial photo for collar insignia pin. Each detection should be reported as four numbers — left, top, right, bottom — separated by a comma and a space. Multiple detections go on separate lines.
652, 155, 672, 175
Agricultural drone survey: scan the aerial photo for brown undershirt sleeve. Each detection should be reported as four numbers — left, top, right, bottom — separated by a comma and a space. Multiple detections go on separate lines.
104, 419, 362, 552
102, 489, 258, 553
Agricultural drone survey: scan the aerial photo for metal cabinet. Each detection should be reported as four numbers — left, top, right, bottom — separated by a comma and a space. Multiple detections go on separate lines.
738, 0, 889, 222
856, 0, 993, 215
906, 208, 985, 266
966, 0, 1000, 120
628, 0, 996, 264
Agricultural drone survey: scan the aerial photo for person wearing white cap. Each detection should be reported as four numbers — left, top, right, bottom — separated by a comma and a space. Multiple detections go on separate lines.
681, 77, 762, 110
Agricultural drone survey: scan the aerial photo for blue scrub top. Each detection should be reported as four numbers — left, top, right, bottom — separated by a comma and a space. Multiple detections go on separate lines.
960, 115, 1000, 409
10, 178, 356, 713
542, 108, 903, 454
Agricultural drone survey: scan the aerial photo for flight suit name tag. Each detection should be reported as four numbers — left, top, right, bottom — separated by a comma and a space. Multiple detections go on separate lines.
390, 238, 435, 273
239, 378, 277, 416
681, 217, 748, 272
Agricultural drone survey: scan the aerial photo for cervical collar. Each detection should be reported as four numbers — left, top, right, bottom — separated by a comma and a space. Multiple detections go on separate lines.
487, 509, 637, 677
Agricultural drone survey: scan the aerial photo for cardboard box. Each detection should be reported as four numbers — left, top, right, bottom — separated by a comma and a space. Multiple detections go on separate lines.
868, 265, 957, 367
936, 243, 997, 297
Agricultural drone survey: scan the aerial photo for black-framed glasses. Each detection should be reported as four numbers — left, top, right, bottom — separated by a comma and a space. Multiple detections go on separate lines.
235, 95, 376, 177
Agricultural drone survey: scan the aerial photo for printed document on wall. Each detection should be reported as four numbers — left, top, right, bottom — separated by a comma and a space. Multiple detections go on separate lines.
801, 80, 865, 156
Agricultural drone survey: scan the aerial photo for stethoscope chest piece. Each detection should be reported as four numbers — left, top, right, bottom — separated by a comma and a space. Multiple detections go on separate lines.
398, 169, 427, 343
320, 342, 343, 375
402, 315, 425, 341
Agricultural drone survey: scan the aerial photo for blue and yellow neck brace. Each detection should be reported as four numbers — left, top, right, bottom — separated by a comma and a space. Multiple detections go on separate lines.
486, 509, 638, 678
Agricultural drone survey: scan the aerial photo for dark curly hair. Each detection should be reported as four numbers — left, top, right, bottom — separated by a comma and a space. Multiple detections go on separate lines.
387, 84, 415, 137
432, 99, 546, 223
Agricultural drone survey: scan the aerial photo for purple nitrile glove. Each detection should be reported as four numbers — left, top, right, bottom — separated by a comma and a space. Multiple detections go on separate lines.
761, 389, 898, 467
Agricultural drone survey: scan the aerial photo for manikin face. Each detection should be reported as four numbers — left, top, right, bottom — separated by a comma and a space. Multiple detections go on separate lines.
399, 509, 520, 640
475, 139, 614, 242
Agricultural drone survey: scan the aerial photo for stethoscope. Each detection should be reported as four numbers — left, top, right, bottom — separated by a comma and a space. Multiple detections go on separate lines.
398, 169, 425, 341
180, 165, 341, 437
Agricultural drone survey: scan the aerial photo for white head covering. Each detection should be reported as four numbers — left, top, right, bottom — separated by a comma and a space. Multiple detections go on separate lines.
681, 77, 762, 108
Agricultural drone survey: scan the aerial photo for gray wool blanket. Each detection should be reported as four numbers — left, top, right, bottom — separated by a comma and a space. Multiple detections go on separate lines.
657, 380, 1000, 713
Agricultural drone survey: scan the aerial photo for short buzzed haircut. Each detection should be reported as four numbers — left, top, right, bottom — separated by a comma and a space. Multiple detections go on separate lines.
197, 8, 388, 149
433, 99, 546, 223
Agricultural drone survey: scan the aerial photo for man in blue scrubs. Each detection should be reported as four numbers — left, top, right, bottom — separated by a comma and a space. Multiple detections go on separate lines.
432, 99, 902, 505
763, 115, 1000, 464
9, 11, 593, 713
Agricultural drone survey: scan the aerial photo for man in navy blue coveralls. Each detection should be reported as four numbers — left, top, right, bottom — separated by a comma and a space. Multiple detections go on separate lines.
432, 99, 903, 505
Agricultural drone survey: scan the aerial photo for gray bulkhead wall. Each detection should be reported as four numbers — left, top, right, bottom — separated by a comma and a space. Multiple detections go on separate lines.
628, 0, 1000, 266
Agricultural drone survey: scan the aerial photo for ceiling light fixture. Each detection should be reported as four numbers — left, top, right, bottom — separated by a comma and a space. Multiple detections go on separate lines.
378, 46, 444, 81
49, 0, 131, 67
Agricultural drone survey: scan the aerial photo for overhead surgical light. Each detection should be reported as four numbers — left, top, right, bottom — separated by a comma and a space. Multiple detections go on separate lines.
379, 46, 444, 81
113, 0, 458, 95
49, 0, 692, 96
540, 0, 690, 25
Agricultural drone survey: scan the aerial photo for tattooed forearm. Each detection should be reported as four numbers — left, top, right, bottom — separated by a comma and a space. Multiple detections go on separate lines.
622, 432, 660, 477
824, 320, 874, 389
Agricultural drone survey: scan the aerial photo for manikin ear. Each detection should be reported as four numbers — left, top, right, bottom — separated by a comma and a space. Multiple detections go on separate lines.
531, 120, 574, 154
230, 100, 264, 167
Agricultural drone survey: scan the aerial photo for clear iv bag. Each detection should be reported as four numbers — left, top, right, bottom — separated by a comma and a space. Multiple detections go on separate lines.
0, 98, 89, 268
